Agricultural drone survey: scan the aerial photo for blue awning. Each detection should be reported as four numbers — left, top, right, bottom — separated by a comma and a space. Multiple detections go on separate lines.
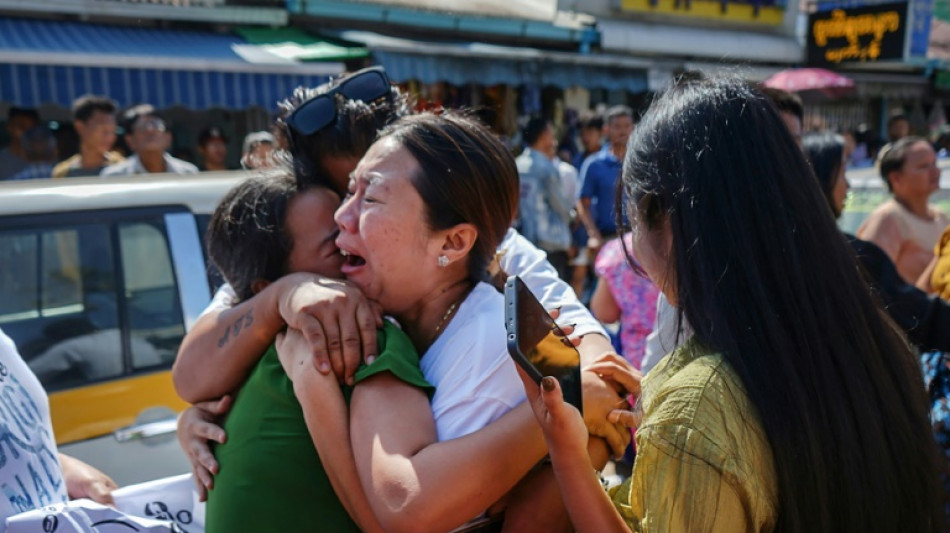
0, 17, 342, 109
338, 31, 649, 91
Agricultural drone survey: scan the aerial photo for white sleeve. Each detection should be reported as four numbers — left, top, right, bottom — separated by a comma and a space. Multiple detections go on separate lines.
497, 228, 607, 339
640, 293, 691, 374
198, 283, 238, 318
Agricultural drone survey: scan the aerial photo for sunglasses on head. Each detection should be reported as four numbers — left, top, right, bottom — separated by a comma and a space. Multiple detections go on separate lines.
284, 66, 392, 139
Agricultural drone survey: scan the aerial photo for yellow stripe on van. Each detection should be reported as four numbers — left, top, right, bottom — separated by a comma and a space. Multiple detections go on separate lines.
48, 370, 189, 444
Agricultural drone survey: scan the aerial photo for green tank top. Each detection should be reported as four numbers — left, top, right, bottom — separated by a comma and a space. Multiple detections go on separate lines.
205, 322, 431, 533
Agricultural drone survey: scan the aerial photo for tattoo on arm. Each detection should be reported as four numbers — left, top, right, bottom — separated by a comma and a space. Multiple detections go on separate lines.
217, 326, 231, 348
216, 310, 254, 348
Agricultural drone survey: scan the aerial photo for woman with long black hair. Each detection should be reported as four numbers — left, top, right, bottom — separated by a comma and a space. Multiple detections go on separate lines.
523, 73, 942, 531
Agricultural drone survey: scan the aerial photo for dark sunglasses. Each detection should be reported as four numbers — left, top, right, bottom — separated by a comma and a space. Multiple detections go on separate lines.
284, 66, 392, 138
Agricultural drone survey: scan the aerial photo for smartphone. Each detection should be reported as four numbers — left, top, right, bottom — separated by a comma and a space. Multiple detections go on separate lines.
504, 275, 583, 413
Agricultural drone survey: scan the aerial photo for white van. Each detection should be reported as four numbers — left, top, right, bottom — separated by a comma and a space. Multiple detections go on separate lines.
0, 172, 245, 486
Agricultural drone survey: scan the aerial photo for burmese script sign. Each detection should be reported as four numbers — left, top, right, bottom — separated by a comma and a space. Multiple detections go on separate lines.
807, 2, 908, 66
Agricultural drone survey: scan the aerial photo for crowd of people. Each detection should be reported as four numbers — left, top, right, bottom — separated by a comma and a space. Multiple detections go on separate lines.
0, 96, 279, 181
3, 65, 950, 532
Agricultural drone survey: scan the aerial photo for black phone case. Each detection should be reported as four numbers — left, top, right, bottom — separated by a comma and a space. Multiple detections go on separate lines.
504, 276, 583, 414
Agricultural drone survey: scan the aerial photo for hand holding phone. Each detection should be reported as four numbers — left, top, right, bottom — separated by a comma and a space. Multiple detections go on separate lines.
504, 275, 583, 413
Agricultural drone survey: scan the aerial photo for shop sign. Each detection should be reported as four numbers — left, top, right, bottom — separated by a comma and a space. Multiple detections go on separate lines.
807, 2, 908, 66
619, 0, 785, 26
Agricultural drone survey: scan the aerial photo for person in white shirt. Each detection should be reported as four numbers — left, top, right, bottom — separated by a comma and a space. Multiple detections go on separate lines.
174, 70, 632, 531
0, 329, 117, 531
101, 105, 198, 177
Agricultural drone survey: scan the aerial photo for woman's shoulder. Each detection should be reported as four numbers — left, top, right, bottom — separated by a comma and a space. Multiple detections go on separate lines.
455, 282, 505, 327
865, 199, 903, 220
641, 341, 767, 456
355, 321, 433, 393
642, 345, 737, 421
858, 200, 908, 238
638, 341, 776, 502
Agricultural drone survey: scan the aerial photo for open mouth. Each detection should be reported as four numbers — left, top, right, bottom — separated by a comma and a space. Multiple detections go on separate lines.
341, 249, 367, 268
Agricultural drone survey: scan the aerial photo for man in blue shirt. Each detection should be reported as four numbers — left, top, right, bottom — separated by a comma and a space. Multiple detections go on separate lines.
578, 105, 634, 251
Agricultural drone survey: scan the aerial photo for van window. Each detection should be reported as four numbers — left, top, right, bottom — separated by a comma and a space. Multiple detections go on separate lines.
118, 220, 185, 369
0, 224, 123, 391
0, 213, 189, 392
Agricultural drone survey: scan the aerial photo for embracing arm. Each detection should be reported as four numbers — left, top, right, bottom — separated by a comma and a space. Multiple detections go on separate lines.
173, 285, 282, 402
282, 337, 383, 533
173, 273, 380, 403
350, 375, 546, 533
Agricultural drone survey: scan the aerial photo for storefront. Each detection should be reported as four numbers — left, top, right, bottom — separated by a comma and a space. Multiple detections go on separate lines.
327, 29, 652, 146
804, 0, 935, 137
0, 16, 349, 168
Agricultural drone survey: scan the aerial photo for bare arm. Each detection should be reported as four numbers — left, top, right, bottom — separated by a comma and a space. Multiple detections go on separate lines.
173, 290, 281, 403
857, 213, 903, 265
575, 329, 635, 459
176, 397, 231, 501
500, 465, 572, 533
59, 453, 118, 506
590, 278, 621, 324
173, 273, 380, 403
523, 376, 632, 533
350, 375, 547, 533
577, 198, 602, 249
502, 433, 613, 533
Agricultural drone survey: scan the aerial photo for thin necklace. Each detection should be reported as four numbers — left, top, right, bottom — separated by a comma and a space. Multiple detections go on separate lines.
433, 299, 460, 337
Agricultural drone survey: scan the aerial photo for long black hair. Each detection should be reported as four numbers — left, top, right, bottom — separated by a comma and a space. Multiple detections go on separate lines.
801, 131, 845, 217
206, 172, 298, 302
622, 73, 941, 531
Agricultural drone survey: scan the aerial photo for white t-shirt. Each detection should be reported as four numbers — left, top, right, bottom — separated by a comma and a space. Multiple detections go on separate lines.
0, 329, 67, 531
420, 282, 525, 441
555, 159, 580, 204
203, 228, 606, 343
